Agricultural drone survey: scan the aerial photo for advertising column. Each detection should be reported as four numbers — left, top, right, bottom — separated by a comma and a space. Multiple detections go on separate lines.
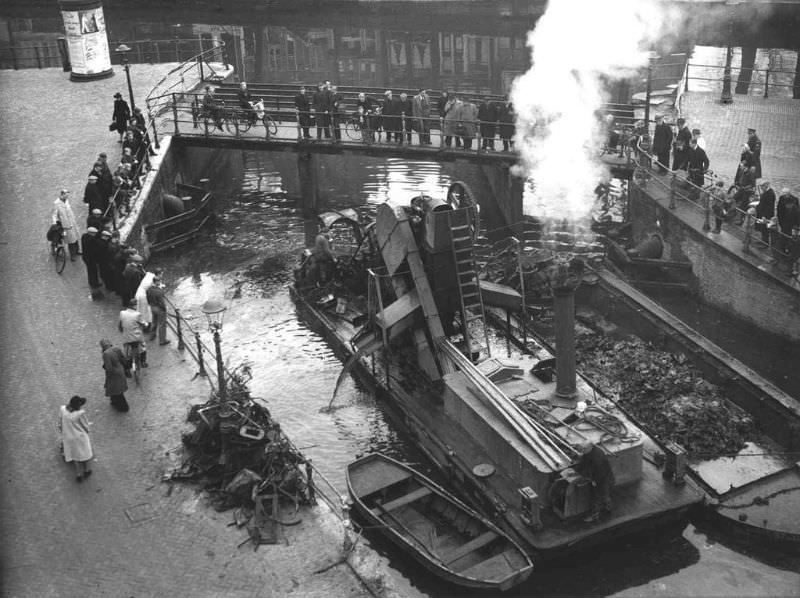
59, 0, 113, 80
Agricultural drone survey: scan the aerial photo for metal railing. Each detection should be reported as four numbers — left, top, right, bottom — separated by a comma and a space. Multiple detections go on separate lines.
145, 42, 229, 120
684, 62, 799, 98
631, 140, 799, 278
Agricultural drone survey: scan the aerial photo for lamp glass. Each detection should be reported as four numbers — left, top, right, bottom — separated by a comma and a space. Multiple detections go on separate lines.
201, 299, 227, 330
115, 44, 132, 54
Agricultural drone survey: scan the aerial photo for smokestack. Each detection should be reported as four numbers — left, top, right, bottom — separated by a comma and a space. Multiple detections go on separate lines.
548, 259, 584, 400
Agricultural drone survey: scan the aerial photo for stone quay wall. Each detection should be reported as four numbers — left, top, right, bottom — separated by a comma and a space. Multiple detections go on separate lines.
629, 185, 800, 343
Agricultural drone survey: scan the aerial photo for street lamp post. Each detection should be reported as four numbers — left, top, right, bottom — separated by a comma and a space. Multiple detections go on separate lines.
202, 299, 228, 401
114, 44, 136, 112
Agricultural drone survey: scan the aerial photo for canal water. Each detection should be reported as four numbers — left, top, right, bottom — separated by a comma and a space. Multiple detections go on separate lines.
150, 151, 800, 597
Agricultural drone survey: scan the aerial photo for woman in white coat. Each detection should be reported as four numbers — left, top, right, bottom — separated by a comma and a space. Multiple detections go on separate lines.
59, 395, 93, 482
52, 189, 81, 260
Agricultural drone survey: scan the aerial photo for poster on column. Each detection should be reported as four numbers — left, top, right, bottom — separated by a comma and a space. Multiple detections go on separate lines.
61, 5, 111, 77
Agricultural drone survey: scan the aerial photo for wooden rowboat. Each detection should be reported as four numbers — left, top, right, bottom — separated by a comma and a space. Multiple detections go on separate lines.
346, 453, 533, 592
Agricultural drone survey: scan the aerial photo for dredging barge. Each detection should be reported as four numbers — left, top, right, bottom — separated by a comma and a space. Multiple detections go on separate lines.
290, 183, 704, 561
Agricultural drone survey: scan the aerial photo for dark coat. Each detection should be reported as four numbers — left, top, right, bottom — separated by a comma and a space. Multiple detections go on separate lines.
756, 188, 776, 220
83, 182, 107, 213
312, 88, 330, 113
478, 101, 498, 136
576, 445, 615, 487
294, 92, 313, 127
81, 232, 100, 263
237, 88, 252, 109
498, 102, 516, 140
747, 133, 762, 179
777, 193, 800, 234
112, 98, 130, 132
652, 122, 673, 155
686, 146, 709, 172
102, 345, 128, 396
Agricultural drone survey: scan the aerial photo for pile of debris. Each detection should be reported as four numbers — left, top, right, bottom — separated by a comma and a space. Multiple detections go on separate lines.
575, 334, 762, 460
169, 365, 313, 548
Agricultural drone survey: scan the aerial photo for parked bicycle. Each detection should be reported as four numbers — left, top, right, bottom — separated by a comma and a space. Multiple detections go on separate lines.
47, 221, 67, 274
344, 113, 375, 144
213, 100, 278, 136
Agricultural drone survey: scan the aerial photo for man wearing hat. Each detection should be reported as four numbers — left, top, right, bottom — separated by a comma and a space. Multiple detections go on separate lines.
96, 229, 116, 292
672, 117, 691, 171
81, 226, 103, 298
83, 174, 106, 214
652, 115, 673, 173
121, 253, 145, 307
312, 81, 331, 140
90, 155, 113, 200
747, 127, 762, 179
112, 92, 130, 143
691, 128, 706, 151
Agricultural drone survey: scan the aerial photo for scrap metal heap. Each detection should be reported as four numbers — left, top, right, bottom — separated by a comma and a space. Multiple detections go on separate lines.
169, 366, 312, 547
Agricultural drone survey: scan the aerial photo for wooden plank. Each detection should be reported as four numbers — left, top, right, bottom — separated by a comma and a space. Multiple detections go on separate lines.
457, 548, 517, 578
378, 486, 432, 512
443, 530, 498, 566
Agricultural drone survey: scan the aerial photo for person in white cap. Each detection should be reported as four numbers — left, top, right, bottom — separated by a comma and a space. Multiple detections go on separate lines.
52, 189, 80, 260
86, 207, 104, 230
83, 174, 105, 213
80, 227, 103, 298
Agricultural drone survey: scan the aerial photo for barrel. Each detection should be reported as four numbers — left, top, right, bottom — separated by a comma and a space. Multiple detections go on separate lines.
627, 233, 663, 259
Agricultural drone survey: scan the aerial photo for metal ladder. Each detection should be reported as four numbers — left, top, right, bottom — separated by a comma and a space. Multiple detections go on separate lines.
447, 208, 490, 360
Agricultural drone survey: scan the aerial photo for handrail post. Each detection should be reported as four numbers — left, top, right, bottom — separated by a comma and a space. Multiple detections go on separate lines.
440, 117, 445, 148
174, 308, 186, 351
195, 332, 207, 377
171, 93, 179, 136
702, 190, 711, 231
198, 55, 204, 82
150, 111, 160, 150
401, 111, 406, 145
35, 46, 42, 69
684, 62, 690, 92
669, 172, 677, 209
743, 208, 754, 255
764, 67, 770, 98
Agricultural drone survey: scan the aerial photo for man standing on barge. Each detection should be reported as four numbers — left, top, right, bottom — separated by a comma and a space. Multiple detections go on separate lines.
576, 441, 615, 522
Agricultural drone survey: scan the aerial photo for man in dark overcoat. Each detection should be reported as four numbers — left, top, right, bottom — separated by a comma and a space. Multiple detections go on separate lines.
112, 92, 130, 142
294, 86, 313, 139
382, 90, 401, 143
651, 115, 673, 173
685, 138, 709, 189
81, 227, 103, 298
747, 127, 762, 179
672, 117, 692, 171
312, 82, 331, 140
756, 181, 777, 243
330, 85, 344, 142
398, 92, 413, 144
478, 99, 498, 151
100, 339, 129, 412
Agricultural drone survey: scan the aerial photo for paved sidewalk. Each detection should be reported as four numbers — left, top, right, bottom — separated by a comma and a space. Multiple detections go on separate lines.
0, 67, 416, 598
681, 91, 800, 192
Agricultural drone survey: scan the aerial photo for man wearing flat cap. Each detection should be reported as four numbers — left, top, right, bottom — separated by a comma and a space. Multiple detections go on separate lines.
83, 174, 106, 214
81, 226, 103, 298
747, 127, 762, 179
86, 207, 104, 231
112, 92, 130, 143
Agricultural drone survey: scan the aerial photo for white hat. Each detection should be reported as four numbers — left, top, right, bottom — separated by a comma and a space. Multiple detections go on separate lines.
87, 227, 98, 234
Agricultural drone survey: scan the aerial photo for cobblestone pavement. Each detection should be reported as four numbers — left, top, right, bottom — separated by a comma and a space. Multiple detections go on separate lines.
0, 67, 417, 598
680, 91, 800, 193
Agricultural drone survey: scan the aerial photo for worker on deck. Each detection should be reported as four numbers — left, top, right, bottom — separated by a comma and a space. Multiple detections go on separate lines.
297, 234, 337, 288
575, 441, 615, 522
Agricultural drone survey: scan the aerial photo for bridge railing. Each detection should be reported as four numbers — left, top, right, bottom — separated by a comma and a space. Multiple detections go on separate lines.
631, 140, 799, 279
156, 91, 531, 154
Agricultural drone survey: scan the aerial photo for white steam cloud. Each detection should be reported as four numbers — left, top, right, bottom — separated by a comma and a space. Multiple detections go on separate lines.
511, 0, 665, 221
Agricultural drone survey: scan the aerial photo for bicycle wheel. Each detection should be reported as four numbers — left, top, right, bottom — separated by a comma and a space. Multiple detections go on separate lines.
263, 115, 278, 136
54, 245, 66, 274
237, 113, 253, 133
344, 120, 362, 141
132, 350, 141, 386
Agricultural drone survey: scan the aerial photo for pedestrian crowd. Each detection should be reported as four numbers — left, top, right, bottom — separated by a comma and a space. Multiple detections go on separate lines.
292, 82, 517, 150
53, 92, 172, 478
643, 114, 799, 262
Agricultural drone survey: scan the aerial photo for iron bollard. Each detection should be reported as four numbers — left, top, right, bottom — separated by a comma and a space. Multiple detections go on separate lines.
669, 173, 677, 209
175, 308, 186, 351
702, 191, 711, 231
195, 331, 207, 377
